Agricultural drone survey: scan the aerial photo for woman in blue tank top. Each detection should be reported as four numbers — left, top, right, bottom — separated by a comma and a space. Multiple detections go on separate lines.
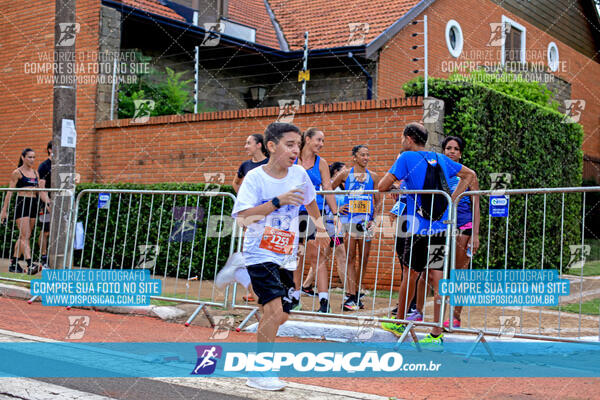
441, 136, 480, 328
292, 128, 341, 313
332, 145, 381, 308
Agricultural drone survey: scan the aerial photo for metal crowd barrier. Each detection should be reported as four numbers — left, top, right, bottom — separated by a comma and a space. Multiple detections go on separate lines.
64, 189, 238, 326
448, 186, 600, 345
0, 187, 73, 285
231, 189, 455, 346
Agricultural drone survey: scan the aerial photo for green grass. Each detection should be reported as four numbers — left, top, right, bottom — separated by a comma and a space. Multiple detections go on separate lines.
566, 260, 600, 277
552, 298, 600, 315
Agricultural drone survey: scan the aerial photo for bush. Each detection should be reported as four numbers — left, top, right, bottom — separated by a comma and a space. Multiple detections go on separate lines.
404, 75, 584, 271
71, 182, 236, 280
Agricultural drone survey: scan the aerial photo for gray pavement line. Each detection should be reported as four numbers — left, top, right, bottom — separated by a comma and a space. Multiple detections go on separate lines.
151, 377, 391, 400
0, 377, 116, 400
561, 287, 600, 303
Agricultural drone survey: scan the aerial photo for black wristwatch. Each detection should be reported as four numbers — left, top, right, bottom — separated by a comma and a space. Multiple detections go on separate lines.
271, 197, 281, 209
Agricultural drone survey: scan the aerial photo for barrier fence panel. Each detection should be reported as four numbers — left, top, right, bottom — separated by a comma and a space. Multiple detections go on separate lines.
68, 189, 238, 325
231, 189, 454, 343
448, 186, 600, 344
0, 187, 73, 284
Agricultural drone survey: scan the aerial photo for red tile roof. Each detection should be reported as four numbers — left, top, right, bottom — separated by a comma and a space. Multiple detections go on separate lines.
267, 0, 420, 50
228, 0, 281, 48
116, 0, 186, 22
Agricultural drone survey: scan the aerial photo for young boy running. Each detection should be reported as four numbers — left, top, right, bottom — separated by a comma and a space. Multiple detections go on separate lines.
216, 122, 329, 391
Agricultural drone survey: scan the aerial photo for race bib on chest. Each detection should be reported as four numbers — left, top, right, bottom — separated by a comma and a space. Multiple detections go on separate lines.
259, 226, 295, 254
349, 199, 371, 214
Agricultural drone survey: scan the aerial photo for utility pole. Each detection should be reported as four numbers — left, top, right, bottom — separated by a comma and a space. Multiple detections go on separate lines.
49, 0, 77, 269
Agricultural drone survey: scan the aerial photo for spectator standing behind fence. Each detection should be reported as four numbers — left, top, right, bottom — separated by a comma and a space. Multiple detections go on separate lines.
440, 135, 480, 328
232, 134, 269, 193
292, 127, 341, 313
231, 134, 269, 302
37, 141, 52, 269
0, 148, 50, 274
378, 123, 477, 350
332, 145, 381, 309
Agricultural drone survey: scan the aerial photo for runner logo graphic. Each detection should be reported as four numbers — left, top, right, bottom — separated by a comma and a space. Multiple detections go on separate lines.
65, 316, 90, 340
210, 316, 235, 340
136, 245, 160, 269
487, 22, 510, 47
427, 245, 446, 270
201, 23, 224, 47
170, 207, 204, 242
133, 100, 155, 123
563, 100, 585, 124
498, 316, 520, 340
203, 172, 225, 193
566, 245, 590, 271
352, 317, 379, 341
490, 172, 511, 195
57, 23, 80, 47
347, 23, 369, 46
277, 100, 299, 123
192, 345, 222, 375
423, 99, 443, 123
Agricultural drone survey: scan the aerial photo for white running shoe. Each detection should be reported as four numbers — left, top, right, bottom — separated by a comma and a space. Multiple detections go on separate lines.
245, 376, 286, 391
215, 252, 245, 289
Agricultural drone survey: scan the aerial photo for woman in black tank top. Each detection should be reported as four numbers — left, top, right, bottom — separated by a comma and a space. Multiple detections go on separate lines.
0, 148, 45, 274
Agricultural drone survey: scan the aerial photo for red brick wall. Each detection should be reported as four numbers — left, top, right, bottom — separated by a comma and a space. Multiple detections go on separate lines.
0, 0, 101, 181
377, 0, 600, 160
96, 98, 423, 289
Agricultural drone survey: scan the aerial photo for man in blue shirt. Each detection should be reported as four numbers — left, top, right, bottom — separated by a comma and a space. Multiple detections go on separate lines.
378, 123, 478, 350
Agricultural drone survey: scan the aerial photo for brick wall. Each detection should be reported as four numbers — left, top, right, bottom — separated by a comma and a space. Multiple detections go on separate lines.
96, 97, 423, 289
377, 0, 600, 161
0, 0, 102, 181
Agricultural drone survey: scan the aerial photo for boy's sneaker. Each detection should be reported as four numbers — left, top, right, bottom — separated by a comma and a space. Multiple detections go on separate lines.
301, 286, 316, 296
246, 377, 286, 391
443, 318, 461, 329
416, 333, 444, 351
290, 296, 301, 311
343, 296, 359, 311
381, 317, 406, 337
406, 310, 423, 322
215, 252, 245, 289
8, 263, 25, 274
318, 298, 330, 313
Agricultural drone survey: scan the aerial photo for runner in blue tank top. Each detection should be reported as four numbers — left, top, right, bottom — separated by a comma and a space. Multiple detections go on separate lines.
332, 145, 381, 309
292, 128, 341, 313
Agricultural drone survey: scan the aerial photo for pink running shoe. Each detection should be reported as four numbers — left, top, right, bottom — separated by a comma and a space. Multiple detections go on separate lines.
443, 318, 461, 328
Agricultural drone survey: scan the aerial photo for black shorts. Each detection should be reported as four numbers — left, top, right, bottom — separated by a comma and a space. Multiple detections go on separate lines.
14, 196, 39, 219
397, 234, 447, 273
459, 228, 472, 236
246, 262, 295, 313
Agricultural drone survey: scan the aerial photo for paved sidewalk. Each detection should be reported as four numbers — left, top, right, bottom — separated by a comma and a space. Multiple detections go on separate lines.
0, 296, 599, 399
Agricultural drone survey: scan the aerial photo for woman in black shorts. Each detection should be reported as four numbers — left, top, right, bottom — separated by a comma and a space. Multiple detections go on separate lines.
0, 148, 49, 274
232, 134, 269, 193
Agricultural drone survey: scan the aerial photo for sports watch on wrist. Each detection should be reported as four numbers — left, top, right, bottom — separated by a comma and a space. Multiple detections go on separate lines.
271, 197, 281, 209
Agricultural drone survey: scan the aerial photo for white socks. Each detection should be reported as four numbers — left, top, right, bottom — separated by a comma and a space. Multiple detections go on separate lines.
318, 292, 329, 301
291, 289, 301, 300
234, 267, 251, 289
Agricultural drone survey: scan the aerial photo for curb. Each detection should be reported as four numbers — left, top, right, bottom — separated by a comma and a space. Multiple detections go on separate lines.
0, 282, 186, 321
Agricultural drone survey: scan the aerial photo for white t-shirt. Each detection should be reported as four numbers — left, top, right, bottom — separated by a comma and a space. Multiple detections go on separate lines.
232, 164, 316, 269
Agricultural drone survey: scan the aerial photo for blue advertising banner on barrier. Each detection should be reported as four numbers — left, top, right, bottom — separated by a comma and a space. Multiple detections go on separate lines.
0, 342, 598, 378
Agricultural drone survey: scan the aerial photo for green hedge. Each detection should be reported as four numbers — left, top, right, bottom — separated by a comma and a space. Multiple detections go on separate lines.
404, 76, 584, 271
71, 182, 237, 280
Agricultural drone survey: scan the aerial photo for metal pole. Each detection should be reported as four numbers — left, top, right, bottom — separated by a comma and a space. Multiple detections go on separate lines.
301, 31, 308, 105
110, 57, 117, 120
424, 15, 428, 98
193, 11, 199, 113
50, 0, 77, 269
